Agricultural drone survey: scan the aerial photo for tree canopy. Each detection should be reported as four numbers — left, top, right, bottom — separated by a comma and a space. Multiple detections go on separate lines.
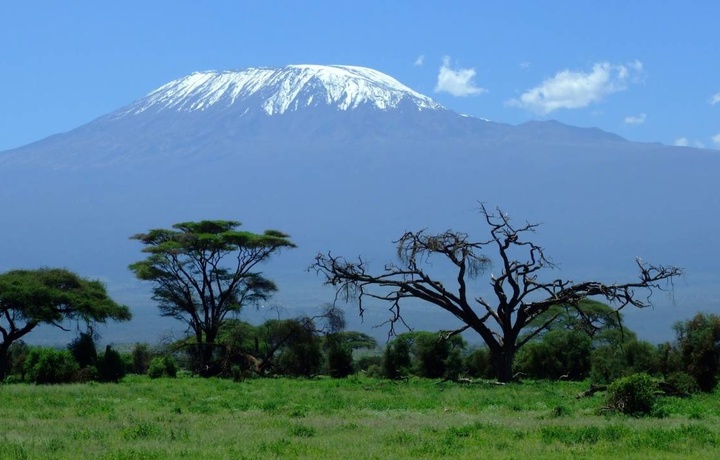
312, 205, 682, 382
0, 268, 131, 379
129, 220, 295, 375
673, 313, 720, 392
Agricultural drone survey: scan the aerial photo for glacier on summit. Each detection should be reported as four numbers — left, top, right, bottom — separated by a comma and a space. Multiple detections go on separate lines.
117, 65, 445, 117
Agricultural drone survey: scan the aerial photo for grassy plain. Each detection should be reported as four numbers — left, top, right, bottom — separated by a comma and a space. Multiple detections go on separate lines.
1, 375, 719, 459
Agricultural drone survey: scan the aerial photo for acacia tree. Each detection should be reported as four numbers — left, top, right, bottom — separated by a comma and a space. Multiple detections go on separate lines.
312, 205, 681, 382
129, 220, 295, 375
0, 268, 131, 380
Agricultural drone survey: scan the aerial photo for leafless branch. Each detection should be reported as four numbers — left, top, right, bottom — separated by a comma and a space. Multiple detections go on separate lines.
310, 204, 682, 382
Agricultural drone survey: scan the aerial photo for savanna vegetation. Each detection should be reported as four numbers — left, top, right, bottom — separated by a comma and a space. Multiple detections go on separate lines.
313, 205, 681, 382
2, 214, 720, 458
2, 376, 720, 459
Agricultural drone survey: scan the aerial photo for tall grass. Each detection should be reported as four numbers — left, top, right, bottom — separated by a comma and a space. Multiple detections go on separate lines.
1, 375, 719, 458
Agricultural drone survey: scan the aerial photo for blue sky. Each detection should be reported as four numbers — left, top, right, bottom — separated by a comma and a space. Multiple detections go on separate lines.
1, 1, 718, 151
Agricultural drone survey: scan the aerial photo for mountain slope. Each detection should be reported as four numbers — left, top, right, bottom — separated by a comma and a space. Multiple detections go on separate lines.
0, 64, 716, 345
0, 64, 626, 168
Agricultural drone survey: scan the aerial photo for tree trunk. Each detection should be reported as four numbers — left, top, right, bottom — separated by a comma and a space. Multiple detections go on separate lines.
197, 329, 219, 377
0, 343, 10, 381
493, 346, 516, 383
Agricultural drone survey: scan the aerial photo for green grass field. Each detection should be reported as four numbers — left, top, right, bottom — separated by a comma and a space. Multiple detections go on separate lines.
2, 375, 719, 459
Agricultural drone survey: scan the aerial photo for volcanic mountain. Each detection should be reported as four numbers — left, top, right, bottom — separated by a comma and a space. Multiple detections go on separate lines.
0, 65, 717, 343
0, 65, 623, 168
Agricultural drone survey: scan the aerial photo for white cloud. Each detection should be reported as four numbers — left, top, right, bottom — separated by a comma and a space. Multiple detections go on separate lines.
710, 92, 720, 105
519, 61, 531, 69
434, 56, 486, 97
673, 137, 714, 149
414, 55, 425, 66
624, 113, 646, 125
506, 61, 644, 114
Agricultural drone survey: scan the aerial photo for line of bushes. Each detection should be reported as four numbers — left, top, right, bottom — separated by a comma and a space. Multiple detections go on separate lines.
4, 334, 178, 384
4, 309, 719, 402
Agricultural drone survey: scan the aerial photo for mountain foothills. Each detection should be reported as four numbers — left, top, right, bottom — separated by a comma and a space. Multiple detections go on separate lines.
0, 64, 718, 344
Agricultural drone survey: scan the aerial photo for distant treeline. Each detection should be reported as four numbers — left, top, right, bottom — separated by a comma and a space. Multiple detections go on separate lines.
4, 311, 719, 396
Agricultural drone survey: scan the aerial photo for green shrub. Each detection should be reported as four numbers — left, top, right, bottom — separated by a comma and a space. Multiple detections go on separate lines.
356, 355, 382, 373
412, 332, 451, 378
7, 341, 29, 380
76, 365, 99, 383
366, 364, 382, 378
464, 347, 494, 379
380, 331, 465, 379
97, 345, 126, 382
131, 343, 153, 375
444, 348, 464, 381
278, 340, 322, 377
148, 356, 178, 379
256, 317, 322, 377
590, 340, 661, 384
606, 373, 656, 416
666, 371, 700, 394
67, 332, 98, 369
657, 341, 683, 377
382, 337, 411, 379
673, 313, 720, 392
326, 334, 354, 378
515, 330, 592, 380
24, 348, 79, 384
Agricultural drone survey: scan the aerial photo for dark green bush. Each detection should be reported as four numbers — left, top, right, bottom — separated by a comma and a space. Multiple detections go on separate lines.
657, 341, 683, 377
24, 348, 79, 384
68, 332, 98, 369
356, 355, 382, 372
515, 330, 592, 380
673, 313, 720, 392
131, 343, 153, 375
666, 371, 700, 394
77, 365, 99, 383
381, 331, 465, 379
606, 373, 656, 416
97, 345, 126, 382
326, 334, 354, 378
148, 356, 178, 379
7, 341, 30, 380
590, 339, 661, 384
413, 332, 451, 378
443, 348, 464, 381
464, 347, 494, 379
254, 318, 322, 377
382, 337, 411, 379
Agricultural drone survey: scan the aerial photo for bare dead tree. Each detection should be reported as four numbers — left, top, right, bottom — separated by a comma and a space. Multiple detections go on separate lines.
311, 204, 682, 382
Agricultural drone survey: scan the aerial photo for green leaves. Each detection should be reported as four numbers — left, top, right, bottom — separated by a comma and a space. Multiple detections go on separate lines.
0, 268, 130, 378
130, 221, 296, 254
129, 219, 295, 375
0, 268, 131, 324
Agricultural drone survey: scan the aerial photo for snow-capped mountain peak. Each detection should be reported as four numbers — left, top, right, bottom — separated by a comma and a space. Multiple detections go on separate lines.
118, 65, 445, 117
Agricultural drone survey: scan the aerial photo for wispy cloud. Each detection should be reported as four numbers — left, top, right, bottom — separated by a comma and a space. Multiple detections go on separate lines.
713, 133, 720, 147
519, 61, 531, 69
434, 56, 486, 97
673, 137, 707, 148
710, 92, 720, 105
506, 60, 644, 114
624, 113, 646, 125
414, 55, 425, 66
